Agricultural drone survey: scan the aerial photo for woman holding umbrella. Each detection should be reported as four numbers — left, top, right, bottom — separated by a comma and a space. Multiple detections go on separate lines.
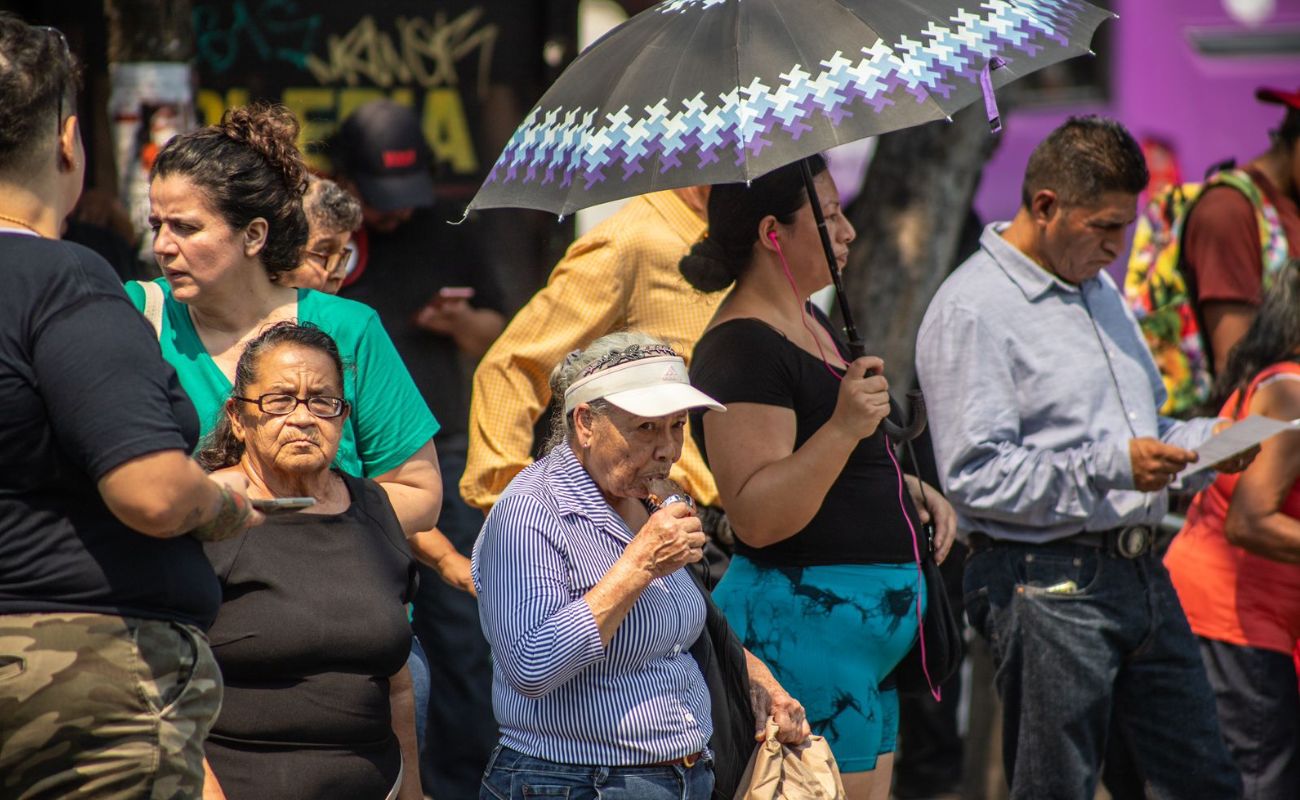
682, 155, 957, 800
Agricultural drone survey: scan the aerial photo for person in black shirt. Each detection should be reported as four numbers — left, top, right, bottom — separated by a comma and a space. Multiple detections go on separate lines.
332, 98, 506, 796
0, 14, 258, 797
680, 156, 957, 800
196, 323, 420, 800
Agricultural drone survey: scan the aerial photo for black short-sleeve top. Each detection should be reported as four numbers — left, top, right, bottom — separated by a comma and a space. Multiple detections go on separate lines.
689, 315, 919, 566
0, 233, 217, 627
203, 472, 416, 748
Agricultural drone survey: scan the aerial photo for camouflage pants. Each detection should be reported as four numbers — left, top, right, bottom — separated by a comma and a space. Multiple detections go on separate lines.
0, 612, 223, 799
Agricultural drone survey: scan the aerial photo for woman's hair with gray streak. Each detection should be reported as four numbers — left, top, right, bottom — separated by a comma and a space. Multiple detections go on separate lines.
304, 175, 362, 234
543, 331, 673, 454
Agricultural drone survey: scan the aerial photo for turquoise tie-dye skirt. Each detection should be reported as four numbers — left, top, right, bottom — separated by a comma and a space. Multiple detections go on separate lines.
711, 555, 925, 773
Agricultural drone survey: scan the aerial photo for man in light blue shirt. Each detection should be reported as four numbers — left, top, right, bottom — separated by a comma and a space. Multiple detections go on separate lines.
916, 117, 1249, 799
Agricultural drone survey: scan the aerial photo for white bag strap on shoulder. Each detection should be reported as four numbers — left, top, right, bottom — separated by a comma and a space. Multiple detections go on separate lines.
140, 280, 164, 341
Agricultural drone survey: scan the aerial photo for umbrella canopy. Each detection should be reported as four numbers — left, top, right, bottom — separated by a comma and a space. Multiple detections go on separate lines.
469, 0, 1113, 216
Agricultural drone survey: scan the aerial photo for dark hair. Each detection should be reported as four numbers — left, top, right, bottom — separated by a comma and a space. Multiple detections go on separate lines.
151, 102, 309, 276
1275, 107, 1300, 150
679, 154, 828, 293
0, 14, 80, 175
1021, 115, 1149, 209
196, 322, 347, 471
1212, 260, 1300, 416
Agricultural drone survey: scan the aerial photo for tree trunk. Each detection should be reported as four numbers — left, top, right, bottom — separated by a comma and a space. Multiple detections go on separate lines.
840, 103, 999, 393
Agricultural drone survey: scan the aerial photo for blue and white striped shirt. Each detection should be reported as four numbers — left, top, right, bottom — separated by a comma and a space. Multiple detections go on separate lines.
471, 443, 712, 766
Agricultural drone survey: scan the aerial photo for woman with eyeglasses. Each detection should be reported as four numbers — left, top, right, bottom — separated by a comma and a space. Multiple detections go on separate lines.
196, 322, 421, 800
125, 102, 442, 540
277, 175, 361, 294
0, 13, 260, 798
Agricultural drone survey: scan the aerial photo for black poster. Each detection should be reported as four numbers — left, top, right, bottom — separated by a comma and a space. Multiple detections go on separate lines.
191, 0, 577, 196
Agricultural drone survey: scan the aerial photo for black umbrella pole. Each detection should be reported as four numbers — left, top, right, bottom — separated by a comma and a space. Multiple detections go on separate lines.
800, 159, 926, 443
800, 159, 865, 361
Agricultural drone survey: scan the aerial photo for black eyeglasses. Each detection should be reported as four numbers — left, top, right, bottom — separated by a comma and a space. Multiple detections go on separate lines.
234, 393, 347, 419
303, 245, 354, 275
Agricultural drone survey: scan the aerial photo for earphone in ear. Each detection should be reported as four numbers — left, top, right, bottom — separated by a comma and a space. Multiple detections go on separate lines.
767, 231, 779, 243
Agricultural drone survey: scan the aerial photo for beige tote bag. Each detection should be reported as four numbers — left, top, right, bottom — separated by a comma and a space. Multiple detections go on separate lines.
734, 719, 847, 800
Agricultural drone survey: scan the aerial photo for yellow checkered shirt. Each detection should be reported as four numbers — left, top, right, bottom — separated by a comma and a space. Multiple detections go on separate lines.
461, 191, 721, 511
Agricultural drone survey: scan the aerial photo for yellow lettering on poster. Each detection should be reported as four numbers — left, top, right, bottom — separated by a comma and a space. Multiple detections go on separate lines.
282, 88, 335, 156
196, 88, 250, 126
198, 86, 478, 177
423, 88, 477, 174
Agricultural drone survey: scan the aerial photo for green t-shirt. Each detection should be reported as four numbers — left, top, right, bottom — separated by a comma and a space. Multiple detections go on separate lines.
125, 279, 438, 478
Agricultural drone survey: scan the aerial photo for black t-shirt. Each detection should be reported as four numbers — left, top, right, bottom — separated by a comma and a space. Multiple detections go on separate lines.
203, 472, 415, 757
339, 204, 505, 439
0, 233, 218, 628
689, 316, 918, 566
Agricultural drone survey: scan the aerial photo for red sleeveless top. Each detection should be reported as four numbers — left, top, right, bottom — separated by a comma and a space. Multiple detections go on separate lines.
1165, 361, 1300, 654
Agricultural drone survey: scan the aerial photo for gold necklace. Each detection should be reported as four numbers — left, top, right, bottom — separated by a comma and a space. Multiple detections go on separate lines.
0, 212, 41, 236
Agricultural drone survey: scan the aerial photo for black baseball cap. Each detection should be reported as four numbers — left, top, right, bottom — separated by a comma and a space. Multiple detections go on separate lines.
332, 100, 435, 212
1257, 86, 1300, 111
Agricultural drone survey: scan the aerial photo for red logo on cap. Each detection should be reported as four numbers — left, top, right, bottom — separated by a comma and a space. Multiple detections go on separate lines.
382, 149, 417, 168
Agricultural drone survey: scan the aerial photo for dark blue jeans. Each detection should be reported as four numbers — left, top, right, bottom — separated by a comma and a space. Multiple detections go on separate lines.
963, 540, 1242, 799
413, 439, 498, 798
480, 745, 714, 800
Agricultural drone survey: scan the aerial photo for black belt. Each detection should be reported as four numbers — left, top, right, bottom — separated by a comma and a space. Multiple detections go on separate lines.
968, 525, 1155, 560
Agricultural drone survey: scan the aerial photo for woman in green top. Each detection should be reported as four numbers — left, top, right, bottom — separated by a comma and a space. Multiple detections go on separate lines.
126, 103, 443, 548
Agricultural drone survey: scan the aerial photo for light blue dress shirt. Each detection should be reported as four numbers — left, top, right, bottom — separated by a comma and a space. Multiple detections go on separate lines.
915, 223, 1219, 544
471, 443, 712, 766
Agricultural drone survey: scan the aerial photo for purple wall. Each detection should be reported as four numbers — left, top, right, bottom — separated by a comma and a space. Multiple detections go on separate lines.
974, 0, 1300, 227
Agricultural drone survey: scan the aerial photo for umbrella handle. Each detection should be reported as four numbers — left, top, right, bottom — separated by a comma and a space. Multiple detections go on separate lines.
799, 159, 927, 443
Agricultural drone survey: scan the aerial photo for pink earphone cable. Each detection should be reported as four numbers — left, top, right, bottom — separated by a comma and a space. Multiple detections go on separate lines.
768, 231, 844, 385
768, 230, 940, 702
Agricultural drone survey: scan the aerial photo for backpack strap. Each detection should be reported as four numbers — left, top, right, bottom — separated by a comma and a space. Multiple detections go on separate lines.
1174, 168, 1285, 377
140, 280, 164, 341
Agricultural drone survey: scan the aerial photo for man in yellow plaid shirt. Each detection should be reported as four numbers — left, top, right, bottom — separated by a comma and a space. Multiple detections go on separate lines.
461, 188, 724, 530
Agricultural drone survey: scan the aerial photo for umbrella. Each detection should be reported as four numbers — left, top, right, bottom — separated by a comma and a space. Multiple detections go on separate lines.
468, 0, 1113, 437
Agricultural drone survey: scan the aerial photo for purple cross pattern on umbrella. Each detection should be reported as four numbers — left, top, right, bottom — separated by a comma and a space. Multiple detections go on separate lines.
477, 0, 1110, 213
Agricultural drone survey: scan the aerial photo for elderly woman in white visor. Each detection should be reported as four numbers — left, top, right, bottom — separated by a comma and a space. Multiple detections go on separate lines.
473, 332, 810, 800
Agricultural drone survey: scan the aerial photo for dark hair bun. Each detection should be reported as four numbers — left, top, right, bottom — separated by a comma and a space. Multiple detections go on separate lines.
221, 103, 307, 197
680, 236, 738, 293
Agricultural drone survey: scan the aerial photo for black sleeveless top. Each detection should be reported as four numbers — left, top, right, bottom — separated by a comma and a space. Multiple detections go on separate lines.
202, 472, 416, 799
689, 316, 918, 566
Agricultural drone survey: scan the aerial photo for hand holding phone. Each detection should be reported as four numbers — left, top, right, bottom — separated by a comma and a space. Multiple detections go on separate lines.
415, 287, 476, 335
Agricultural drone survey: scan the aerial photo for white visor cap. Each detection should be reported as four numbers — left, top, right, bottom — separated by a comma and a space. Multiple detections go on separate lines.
563, 355, 725, 417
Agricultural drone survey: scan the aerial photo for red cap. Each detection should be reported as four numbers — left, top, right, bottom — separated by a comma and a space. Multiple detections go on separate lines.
1257, 87, 1300, 111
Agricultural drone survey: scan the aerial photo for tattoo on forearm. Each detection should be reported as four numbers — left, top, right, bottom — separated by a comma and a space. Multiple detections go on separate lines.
170, 506, 205, 537
190, 485, 250, 542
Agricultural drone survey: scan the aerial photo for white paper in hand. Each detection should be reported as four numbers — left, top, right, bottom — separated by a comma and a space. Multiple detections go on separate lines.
1182, 415, 1300, 478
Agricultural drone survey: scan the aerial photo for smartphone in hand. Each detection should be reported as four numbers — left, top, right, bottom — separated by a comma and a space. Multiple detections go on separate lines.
434, 286, 475, 304
251, 497, 316, 514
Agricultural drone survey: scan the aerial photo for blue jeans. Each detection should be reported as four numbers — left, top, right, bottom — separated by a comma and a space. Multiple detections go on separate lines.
963, 541, 1242, 799
407, 635, 431, 751
480, 745, 715, 800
